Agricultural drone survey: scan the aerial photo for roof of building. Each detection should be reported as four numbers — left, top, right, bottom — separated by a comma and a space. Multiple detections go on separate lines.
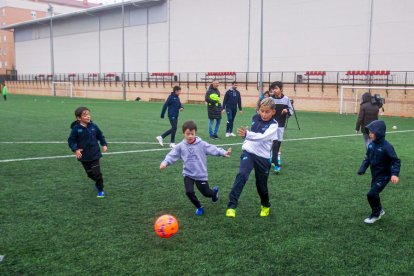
32, 0, 101, 8
1, 0, 162, 30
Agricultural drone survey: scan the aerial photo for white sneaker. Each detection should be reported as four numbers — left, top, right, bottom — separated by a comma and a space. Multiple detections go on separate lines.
225, 133, 231, 138
169, 143, 176, 148
156, 136, 164, 147
364, 209, 385, 224
230, 133, 236, 137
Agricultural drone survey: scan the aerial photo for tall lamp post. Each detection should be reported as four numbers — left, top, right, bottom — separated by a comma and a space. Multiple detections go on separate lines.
258, 0, 264, 96
48, 4, 55, 96
121, 0, 126, 100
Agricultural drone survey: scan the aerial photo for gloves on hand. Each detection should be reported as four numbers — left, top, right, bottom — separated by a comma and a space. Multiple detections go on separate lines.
357, 171, 365, 175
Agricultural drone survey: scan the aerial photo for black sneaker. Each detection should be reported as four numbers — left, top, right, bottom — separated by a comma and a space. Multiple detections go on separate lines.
213, 134, 221, 139
212, 186, 219, 203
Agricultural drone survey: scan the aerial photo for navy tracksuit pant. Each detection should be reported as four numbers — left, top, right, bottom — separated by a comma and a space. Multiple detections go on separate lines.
228, 151, 271, 209
226, 108, 237, 133
161, 117, 178, 143
81, 159, 104, 192
367, 176, 390, 217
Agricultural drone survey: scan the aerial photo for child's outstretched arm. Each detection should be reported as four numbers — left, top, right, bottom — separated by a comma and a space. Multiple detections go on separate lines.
96, 125, 108, 151
224, 147, 232, 157
387, 144, 401, 184
160, 145, 182, 170
203, 142, 228, 157
357, 152, 371, 175
243, 124, 278, 141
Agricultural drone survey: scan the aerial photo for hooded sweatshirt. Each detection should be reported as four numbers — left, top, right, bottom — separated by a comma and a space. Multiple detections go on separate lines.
358, 120, 401, 179
356, 92, 380, 133
68, 121, 107, 162
161, 137, 227, 181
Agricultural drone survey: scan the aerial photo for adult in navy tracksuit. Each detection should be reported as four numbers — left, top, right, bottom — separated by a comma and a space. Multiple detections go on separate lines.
358, 120, 401, 224
68, 107, 108, 198
156, 86, 184, 148
223, 82, 243, 137
269, 81, 293, 173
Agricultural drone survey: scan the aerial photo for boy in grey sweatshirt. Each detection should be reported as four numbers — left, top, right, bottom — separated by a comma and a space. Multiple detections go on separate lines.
160, 121, 231, 216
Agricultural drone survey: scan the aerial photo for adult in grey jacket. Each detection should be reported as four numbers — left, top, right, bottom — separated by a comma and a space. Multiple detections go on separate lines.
356, 92, 380, 149
205, 80, 222, 139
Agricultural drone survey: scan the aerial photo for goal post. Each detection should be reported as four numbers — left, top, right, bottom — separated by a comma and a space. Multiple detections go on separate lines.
339, 85, 413, 115
52, 82, 74, 97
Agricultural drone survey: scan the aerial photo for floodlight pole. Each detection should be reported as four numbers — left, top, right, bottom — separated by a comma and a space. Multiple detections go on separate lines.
258, 0, 264, 96
48, 4, 55, 96
121, 0, 126, 100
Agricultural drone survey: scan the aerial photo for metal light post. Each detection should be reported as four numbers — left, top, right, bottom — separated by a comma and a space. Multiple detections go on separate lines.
121, 0, 126, 100
258, 0, 264, 96
48, 4, 55, 96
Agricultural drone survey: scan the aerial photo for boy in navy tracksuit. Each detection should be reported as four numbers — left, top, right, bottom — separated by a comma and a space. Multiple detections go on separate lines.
160, 121, 232, 216
156, 86, 184, 148
269, 81, 293, 174
68, 107, 108, 198
223, 82, 243, 137
358, 120, 401, 224
226, 98, 278, 218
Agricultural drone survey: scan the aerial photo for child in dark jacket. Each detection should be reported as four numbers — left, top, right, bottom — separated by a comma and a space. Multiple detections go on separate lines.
358, 120, 400, 224
68, 107, 108, 198
223, 82, 243, 137
156, 86, 184, 148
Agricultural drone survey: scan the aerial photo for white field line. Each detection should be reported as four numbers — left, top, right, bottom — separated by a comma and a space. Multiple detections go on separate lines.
1, 130, 413, 163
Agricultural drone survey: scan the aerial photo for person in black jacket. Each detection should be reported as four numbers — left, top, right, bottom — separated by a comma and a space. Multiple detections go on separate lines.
223, 82, 243, 137
205, 80, 222, 139
156, 86, 184, 148
358, 120, 400, 224
356, 92, 380, 149
68, 107, 108, 198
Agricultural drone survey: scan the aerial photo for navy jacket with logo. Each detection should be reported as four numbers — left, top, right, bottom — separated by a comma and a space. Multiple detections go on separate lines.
358, 120, 401, 180
161, 92, 183, 119
68, 121, 107, 162
223, 88, 242, 111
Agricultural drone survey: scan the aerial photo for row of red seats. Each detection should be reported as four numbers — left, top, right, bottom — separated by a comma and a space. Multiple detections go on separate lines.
207, 72, 236, 76
304, 71, 326, 76
346, 70, 390, 76
151, 72, 175, 76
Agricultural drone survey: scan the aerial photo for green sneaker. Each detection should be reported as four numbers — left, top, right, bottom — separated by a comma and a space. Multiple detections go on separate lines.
273, 165, 281, 174
260, 206, 270, 217
226, 208, 236, 218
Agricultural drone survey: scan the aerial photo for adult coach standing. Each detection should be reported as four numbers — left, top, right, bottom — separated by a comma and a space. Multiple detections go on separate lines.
205, 80, 222, 139
223, 82, 243, 137
356, 92, 380, 149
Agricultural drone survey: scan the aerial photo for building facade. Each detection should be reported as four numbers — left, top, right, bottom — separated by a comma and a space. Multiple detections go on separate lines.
2, 0, 414, 75
0, 0, 100, 74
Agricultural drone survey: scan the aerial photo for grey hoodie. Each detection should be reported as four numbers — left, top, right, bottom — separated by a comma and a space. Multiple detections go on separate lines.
161, 137, 227, 181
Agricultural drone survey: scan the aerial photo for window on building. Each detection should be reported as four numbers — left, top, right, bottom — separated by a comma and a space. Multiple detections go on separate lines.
2, 9, 5, 17
0, 61, 3, 68
4, 48, 7, 55
4, 61, 7, 67
31, 11, 37, 19
3, 35, 6, 42
0, 48, 2, 55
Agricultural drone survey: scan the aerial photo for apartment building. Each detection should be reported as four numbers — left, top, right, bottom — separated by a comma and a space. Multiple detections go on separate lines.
0, 0, 100, 74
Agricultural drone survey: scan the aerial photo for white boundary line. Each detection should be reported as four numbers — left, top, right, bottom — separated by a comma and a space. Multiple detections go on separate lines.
1, 130, 413, 163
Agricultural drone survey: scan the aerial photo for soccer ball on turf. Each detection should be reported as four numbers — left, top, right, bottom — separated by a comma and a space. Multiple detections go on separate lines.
154, 214, 179, 238
392, 126, 398, 130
